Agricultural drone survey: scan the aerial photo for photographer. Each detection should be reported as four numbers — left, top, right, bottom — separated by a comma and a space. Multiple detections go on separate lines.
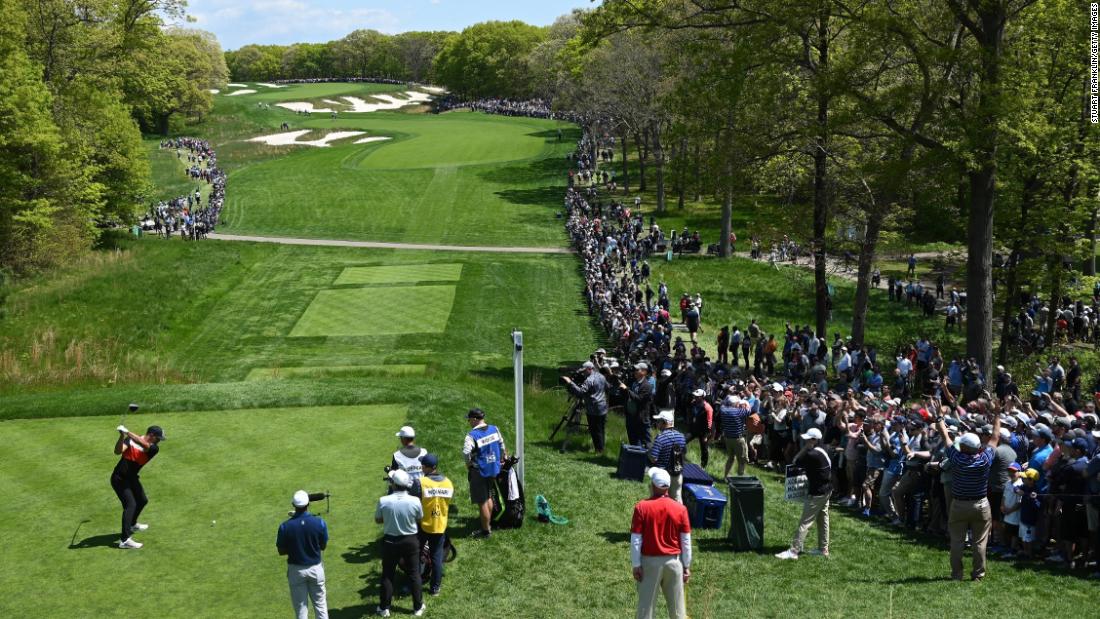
563, 361, 610, 454
621, 362, 655, 447
374, 469, 425, 617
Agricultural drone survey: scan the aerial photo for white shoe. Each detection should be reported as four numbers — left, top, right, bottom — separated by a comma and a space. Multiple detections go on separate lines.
119, 538, 143, 549
413, 603, 426, 617
774, 549, 799, 560
132, 523, 149, 531
375, 608, 390, 617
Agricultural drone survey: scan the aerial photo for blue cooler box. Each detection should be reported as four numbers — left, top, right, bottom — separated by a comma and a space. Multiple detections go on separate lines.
684, 483, 727, 529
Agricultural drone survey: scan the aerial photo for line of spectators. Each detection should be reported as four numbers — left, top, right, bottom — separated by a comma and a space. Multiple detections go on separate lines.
562, 127, 1100, 576
146, 138, 226, 240
271, 77, 413, 86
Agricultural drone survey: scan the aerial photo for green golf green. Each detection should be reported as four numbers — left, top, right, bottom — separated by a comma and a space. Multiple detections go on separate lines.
0, 404, 405, 617
290, 285, 457, 337
333, 263, 463, 285
217, 110, 573, 246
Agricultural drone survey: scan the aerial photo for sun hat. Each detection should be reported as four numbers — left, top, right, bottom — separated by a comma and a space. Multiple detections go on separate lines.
396, 425, 416, 438
959, 433, 981, 449
653, 410, 675, 424
649, 468, 671, 488
388, 469, 412, 489
634, 362, 649, 371
292, 490, 310, 508
801, 428, 823, 441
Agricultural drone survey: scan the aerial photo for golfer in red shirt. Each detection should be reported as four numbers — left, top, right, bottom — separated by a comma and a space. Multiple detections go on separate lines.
631, 468, 692, 619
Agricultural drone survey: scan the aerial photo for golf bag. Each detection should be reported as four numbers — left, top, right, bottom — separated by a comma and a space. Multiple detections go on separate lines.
491, 456, 525, 529
419, 535, 457, 583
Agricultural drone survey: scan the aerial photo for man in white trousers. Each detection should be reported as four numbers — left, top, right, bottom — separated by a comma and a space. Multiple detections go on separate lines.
631, 468, 692, 619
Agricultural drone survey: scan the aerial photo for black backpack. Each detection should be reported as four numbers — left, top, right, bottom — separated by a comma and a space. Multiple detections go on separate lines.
669, 443, 684, 475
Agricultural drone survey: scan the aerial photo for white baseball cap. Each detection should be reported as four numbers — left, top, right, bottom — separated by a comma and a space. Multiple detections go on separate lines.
771, 383, 784, 392
388, 469, 412, 489
396, 425, 416, 439
649, 467, 671, 488
292, 490, 310, 508
800, 428, 822, 441
652, 409, 675, 424
959, 433, 981, 449
692, 388, 706, 397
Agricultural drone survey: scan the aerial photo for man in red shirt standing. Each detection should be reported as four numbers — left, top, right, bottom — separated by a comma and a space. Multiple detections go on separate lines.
631, 468, 692, 619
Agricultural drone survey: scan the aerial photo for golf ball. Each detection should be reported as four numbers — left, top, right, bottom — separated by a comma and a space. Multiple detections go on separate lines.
211, 520, 216, 525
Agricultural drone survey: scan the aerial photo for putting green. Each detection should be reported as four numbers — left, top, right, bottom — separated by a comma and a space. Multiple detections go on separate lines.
290, 285, 456, 337
333, 263, 463, 286
245, 364, 428, 380
0, 404, 406, 617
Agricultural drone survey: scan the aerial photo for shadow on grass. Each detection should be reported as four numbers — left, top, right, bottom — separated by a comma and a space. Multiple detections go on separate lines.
342, 540, 382, 565
68, 533, 120, 550
600, 531, 631, 545
494, 186, 562, 208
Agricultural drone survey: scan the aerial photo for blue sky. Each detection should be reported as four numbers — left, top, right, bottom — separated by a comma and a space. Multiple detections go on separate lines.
184, 0, 594, 50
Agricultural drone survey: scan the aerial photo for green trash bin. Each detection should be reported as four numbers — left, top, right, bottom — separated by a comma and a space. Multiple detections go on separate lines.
726, 476, 764, 552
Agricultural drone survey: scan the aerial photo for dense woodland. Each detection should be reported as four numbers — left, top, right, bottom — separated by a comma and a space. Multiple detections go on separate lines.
2, 0, 1099, 374
1, 0, 227, 273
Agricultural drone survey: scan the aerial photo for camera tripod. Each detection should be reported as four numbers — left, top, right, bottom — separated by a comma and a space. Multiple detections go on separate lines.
549, 398, 588, 454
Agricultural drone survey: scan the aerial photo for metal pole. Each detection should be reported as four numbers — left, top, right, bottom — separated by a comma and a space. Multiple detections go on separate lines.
512, 330, 525, 488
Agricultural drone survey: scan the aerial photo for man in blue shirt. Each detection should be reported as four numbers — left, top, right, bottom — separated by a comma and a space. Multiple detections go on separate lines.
649, 410, 687, 502
277, 490, 329, 619
935, 413, 999, 581
717, 396, 752, 478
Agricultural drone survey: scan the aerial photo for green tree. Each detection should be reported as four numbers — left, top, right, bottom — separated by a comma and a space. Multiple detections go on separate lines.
434, 21, 547, 98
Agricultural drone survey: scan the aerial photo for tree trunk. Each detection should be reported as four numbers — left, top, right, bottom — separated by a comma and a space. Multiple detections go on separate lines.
1045, 252, 1062, 345
1086, 194, 1098, 276
693, 142, 702, 202
812, 10, 831, 339
965, 8, 1006, 375
677, 137, 687, 209
635, 131, 649, 192
720, 153, 733, 258
653, 126, 666, 213
620, 127, 629, 193
850, 210, 883, 348
997, 173, 1036, 365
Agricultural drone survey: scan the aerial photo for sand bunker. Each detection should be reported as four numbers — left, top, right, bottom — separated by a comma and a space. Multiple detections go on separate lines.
275, 102, 335, 113
422, 86, 447, 94
249, 130, 365, 147
227, 89, 256, 96
323, 99, 343, 105
257, 83, 285, 88
353, 136, 392, 144
228, 83, 247, 87
209, 89, 220, 94
340, 90, 432, 113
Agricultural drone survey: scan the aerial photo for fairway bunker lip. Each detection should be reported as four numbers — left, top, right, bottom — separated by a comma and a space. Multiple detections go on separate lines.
227, 89, 257, 96
209, 89, 219, 94
249, 130, 366, 147
353, 136, 392, 144
256, 82, 285, 88
275, 102, 336, 113
339, 91, 432, 113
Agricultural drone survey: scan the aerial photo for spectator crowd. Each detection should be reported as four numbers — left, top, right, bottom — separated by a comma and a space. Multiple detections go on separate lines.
562, 126, 1100, 578
149, 138, 226, 240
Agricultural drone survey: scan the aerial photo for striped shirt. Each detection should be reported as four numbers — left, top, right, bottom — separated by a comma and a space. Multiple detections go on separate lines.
718, 405, 751, 439
649, 429, 686, 470
946, 445, 995, 500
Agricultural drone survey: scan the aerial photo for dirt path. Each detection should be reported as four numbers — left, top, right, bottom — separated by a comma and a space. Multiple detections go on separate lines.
207, 233, 573, 254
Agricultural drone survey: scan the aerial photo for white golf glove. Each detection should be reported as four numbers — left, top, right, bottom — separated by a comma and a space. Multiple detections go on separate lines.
117, 425, 129, 434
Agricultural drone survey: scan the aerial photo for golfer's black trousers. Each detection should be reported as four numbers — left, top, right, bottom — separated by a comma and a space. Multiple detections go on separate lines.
380, 534, 422, 611
111, 474, 148, 540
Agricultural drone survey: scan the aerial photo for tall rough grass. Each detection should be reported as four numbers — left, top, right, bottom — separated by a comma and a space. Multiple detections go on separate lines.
0, 329, 185, 388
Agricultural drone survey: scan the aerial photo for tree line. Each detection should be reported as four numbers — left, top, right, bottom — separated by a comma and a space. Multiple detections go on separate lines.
1, 0, 227, 274
519, 1, 1098, 374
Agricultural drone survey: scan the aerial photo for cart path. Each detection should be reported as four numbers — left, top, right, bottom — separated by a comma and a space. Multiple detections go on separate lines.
208, 233, 573, 254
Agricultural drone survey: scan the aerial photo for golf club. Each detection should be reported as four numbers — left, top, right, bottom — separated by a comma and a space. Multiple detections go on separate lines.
121, 403, 138, 429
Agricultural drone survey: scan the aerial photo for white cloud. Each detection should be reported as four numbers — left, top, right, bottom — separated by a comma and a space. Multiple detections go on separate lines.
183, 0, 400, 48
